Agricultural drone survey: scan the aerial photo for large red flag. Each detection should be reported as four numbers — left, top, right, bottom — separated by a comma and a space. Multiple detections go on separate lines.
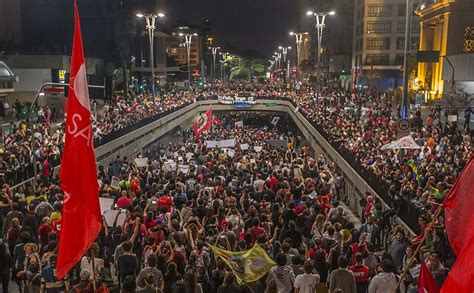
439, 155, 474, 292
418, 262, 439, 293
442, 155, 474, 255
56, 0, 102, 279
441, 241, 474, 292
193, 109, 213, 139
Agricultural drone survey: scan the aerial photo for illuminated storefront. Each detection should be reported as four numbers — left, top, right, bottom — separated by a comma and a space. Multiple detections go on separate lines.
416, 0, 474, 100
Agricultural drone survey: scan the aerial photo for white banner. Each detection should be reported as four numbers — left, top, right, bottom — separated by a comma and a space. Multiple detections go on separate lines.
206, 139, 236, 148
103, 210, 127, 227
218, 96, 256, 105
381, 135, 422, 150
448, 115, 457, 122
240, 143, 249, 150
254, 146, 263, 152
99, 197, 115, 215
271, 116, 280, 126
227, 149, 236, 158
164, 160, 177, 172
178, 164, 190, 174
111, 176, 120, 190
235, 121, 244, 128
134, 157, 148, 167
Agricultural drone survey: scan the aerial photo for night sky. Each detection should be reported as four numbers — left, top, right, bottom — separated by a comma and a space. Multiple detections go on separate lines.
167, 0, 299, 57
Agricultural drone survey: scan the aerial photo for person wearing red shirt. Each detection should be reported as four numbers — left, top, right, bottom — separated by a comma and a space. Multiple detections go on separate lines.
130, 176, 141, 194
157, 194, 173, 212
412, 215, 428, 245
363, 196, 374, 221
347, 233, 368, 266
268, 172, 279, 191
246, 217, 269, 245
349, 253, 370, 293
52, 217, 62, 240
38, 217, 52, 248
117, 190, 132, 209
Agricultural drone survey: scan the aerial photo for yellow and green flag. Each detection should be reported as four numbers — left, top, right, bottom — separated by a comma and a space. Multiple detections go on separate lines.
407, 159, 419, 181
208, 243, 275, 284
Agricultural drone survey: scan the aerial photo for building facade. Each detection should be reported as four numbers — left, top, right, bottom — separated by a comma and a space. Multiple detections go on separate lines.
416, 0, 474, 99
165, 28, 201, 68
352, 0, 421, 91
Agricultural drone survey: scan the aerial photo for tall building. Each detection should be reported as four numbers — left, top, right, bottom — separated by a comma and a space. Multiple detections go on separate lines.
416, 0, 474, 99
166, 28, 201, 68
293, 0, 312, 67
303, 0, 353, 76
352, 0, 421, 91
0, 0, 170, 94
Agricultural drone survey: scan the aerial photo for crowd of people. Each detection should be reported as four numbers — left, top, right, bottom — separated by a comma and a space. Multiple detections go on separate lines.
0, 91, 202, 186
0, 82, 471, 293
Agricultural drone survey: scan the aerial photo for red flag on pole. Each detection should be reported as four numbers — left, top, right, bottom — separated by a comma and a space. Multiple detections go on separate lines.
440, 155, 474, 292
418, 262, 439, 293
442, 155, 474, 255
193, 109, 213, 139
56, 0, 102, 279
441, 241, 474, 292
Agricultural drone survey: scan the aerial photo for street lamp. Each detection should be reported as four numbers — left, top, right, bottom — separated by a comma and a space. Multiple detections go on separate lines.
289, 31, 309, 69
273, 52, 282, 69
268, 59, 275, 70
179, 32, 198, 86
219, 52, 229, 81
209, 46, 220, 81
136, 12, 165, 98
306, 10, 335, 73
278, 46, 292, 62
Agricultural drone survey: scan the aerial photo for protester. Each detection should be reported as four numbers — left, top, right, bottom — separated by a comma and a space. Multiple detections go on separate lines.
368, 259, 405, 293
0, 84, 470, 293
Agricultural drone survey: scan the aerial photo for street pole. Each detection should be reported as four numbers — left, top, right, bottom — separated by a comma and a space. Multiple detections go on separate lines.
181, 33, 197, 86
307, 10, 335, 81
290, 32, 308, 74
219, 52, 228, 82
147, 19, 155, 97
220, 60, 224, 81
210, 47, 220, 82
137, 13, 164, 98
401, 0, 414, 119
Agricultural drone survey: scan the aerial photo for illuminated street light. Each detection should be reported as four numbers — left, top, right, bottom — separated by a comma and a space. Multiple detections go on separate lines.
209, 46, 220, 81
289, 31, 309, 69
278, 46, 292, 62
219, 52, 229, 81
306, 10, 336, 73
136, 12, 165, 97
180, 31, 198, 85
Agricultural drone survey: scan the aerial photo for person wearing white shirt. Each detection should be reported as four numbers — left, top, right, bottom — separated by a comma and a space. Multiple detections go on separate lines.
294, 261, 320, 293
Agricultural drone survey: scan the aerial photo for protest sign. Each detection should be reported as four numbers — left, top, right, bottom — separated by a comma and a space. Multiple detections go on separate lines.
134, 157, 148, 167
111, 176, 120, 190
103, 210, 127, 227
99, 197, 114, 215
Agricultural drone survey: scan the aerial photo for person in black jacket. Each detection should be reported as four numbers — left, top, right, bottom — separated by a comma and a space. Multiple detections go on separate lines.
0, 242, 12, 293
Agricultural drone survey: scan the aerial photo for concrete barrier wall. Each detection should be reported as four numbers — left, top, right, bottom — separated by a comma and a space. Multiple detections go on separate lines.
14, 98, 414, 235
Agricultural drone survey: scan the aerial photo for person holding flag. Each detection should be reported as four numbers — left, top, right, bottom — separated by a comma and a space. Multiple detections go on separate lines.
55, 0, 102, 281
193, 109, 213, 139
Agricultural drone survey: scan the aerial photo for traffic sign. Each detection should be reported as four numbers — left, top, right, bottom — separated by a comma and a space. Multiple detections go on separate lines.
398, 119, 410, 131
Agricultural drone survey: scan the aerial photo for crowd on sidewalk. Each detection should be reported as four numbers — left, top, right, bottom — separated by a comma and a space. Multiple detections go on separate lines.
0, 91, 200, 186
0, 82, 471, 293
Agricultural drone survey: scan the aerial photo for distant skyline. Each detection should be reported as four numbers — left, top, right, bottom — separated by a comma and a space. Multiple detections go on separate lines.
167, 0, 302, 57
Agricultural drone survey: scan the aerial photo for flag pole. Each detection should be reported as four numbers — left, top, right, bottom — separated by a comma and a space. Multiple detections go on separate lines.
395, 205, 444, 291
91, 250, 97, 292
